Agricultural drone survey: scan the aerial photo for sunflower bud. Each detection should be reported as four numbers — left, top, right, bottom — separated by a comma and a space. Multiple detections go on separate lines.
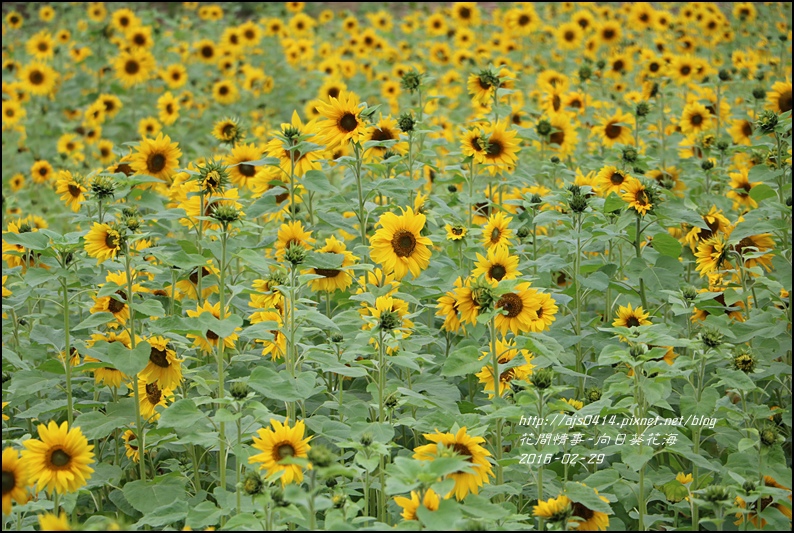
536, 119, 552, 137
701, 160, 714, 171
91, 174, 116, 200
569, 193, 588, 213
718, 69, 731, 82
359, 432, 373, 447
397, 112, 416, 133
401, 70, 423, 93
550, 156, 560, 164
586, 387, 602, 403
702, 485, 731, 504
756, 110, 779, 134
267, 269, 288, 287
742, 481, 756, 493
531, 368, 553, 389
682, 285, 698, 302
385, 395, 399, 409
471, 281, 495, 310
271, 487, 288, 507
635, 102, 651, 117
752, 87, 766, 100
596, 59, 606, 70
331, 333, 344, 343
578, 65, 592, 82
629, 343, 648, 359
230, 381, 250, 400
716, 140, 730, 152
622, 146, 638, 164
243, 471, 264, 496
199, 160, 230, 194
516, 226, 530, 239
284, 242, 307, 266
760, 425, 779, 446
699, 326, 724, 348
307, 444, 334, 468
447, 184, 458, 193
378, 309, 401, 331
332, 492, 346, 509
732, 350, 757, 373
210, 204, 242, 226
786, 196, 791, 207
530, 193, 543, 206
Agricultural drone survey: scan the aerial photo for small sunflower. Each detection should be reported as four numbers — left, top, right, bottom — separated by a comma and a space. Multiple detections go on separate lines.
726, 168, 761, 211
274, 220, 315, 263
445, 224, 467, 241
134, 379, 174, 422
55, 171, 87, 212
186, 300, 239, 353
157, 91, 180, 126
482, 211, 513, 249
305, 235, 358, 293
534, 494, 572, 522
84, 222, 123, 264
612, 303, 652, 328
595, 166, 631, 197
248, 418, 312, 486
476, 120, 521, 174
89, 270, 145, 328
315, 90, 366, 147
362, 114, 407, 162
212, 117, 243, 144
84, 330, 134, 388
369, 207, 432, 280
679, 102, 711, 135
38, 512, 71, 531
622, 179, 653, 215
766, 81, 792, 115
225, 143, 263, 189
596, 110, 634, 148
19, 62, 58, 96
695, 234, 733, 277
113, 48, 155, 88
265, 110, 323, 177
413, 427, 493, 501
130, 133, 182, 183
138, 336, 183, 390
729, 118, 754, 145
251, 310, 286, 360
472, 244, 520, 283
394, 489, 441, 521
2, 100, 25, 129
436, 277, 467, 334
476, 338, 535, 398
2, 447, 29, 515
212, 80, 239, 105
161, 64, 188, 90
122, 430, 140, 463
20, 420, 94, 495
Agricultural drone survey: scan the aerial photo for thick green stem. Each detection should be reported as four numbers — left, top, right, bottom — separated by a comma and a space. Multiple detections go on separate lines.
217, 231, 228, 503
125, 245, 146, 483
61, 277, 73, 426
353, 143, 367, 250
489, 319, 504, 489
634, 215, 648, 310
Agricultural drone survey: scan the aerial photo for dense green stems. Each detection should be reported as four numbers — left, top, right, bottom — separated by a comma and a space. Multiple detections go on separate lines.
196, 193, 205, 307
489, 319, 504, 489
97, 199, 104, 225
217, 229, 229, 501
377, 329, 387, 523
536, 389, 545, 504
352, 143, 367, 250
634, 369, 647, 531
191, 444, 202, 493
289, 146, 297, 221
61, 278, 73, 426
286, 264, 298, 422
124, 245, 146, 483
634, 215, 648, 310
574, 212, 584, 397
308, 469, 317, 530
691, 347, 709, 530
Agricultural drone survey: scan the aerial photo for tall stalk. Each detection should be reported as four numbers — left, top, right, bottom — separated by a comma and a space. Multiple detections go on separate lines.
216, 228, 229, 497
124, 243, 146, 483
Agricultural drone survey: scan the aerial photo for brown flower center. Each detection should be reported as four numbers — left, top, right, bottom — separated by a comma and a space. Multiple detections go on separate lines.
742, 121, 753, 137
239, 163, 256, 177
206, 330, 219, 341
2, 470, 14, 494
201, 45, 214, 58
605, 122, 622, 139
145, 382, 162, 404
779, 89, 792, 113
564, 30, 575, 42
38, 42, 49, 52
339, 113, 358, 132
189, 267, 211, 285
277, 443, 295, 459
68, 184, 82, 198
458, 7, 471, 19
150, 346, 170, 368
371, 127, 394, 142
549, 130, 565, 146
50, 448, 71, 468
572, 502, 595, 521
219, 85, 229, 96
610, 171, 625, 185
626, 316, 641, 327
680, 65, 691, 76
105, 230, 120, 250
486, 140, 504, 157
124, 60, 140, 75
148, 153, 167, 173
29, 70, 44, 85
108, 291, 127, 314
489, 264, 507, 281
315, 268, 341, 278
391, 229, 417, 258
690, 113, 703, 126
498, 292, 523, 317
603, 28, 615, 40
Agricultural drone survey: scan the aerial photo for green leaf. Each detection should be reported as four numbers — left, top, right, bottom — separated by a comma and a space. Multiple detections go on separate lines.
581, 271, 610, 292
134, 500, 189, 528
304, 251, 344, 270
603, 192, 625, 213
564, 483, 613, 514
651, 232, 683, 258
248, 367, 318, 402
441, 345, 485, 377
302, 170, 337, 194
2, 231, 50, 250
122, 476, 187, 514
196, 313, 243, 339
72, 312, 115, 331
621, 445, 654, 471
301, 309, 341, 331
417, 498, 462, 530
134, 299, 165, 318
660, 479, 689, 503
23, 267, 54, 287
715, 368, 756, 392
94, 341, 151, 377
186, 501, 225, 529
749, 183, 777, 203
157, 399, 209, 430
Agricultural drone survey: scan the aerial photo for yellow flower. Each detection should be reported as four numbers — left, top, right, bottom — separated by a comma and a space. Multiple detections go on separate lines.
369, 207, 432, 280
21, 421, 94, 495
2, 447, 30, 515
394, 489, 441, 521
248, 419, 312, 486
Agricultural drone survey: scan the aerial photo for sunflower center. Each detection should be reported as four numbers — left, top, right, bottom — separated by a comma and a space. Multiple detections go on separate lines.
605, 122, 622, 139
190, 267, 210, 285
146, 382, 161, 404
549, 130, 565, 146
29, 70, 45, 85
108, 291, 127, 314
371, 128, 394, 142
239, 163, 256, 177
391, 229, 417, 258
564, 31, 575, 41
495, 293, 523, 318
277, 443, 295, 459
489, 264, 507, 281
650, 62, 660, 73
680, 65, 691, 76
610, 171, 625, 185
635, 190, 649, 205
67, 184, 82, 198
206, 330, 219, 341
150, 346, 170, 368
105, 230, 120, 250
148, 153, 167, 173
603, 29, 615, 40
572, 502, 594, 521
499, 368, 516, 382
166, 103, 174, 114
490, 228, 500, 243
735, 237, 756, 255
50, 448, 71, 468
779, 90, 792, 113
459, 7, 471, 19
626, 316, 641, 327
124, 60, 140, 75
486, 140, 504, 157
133, 34, 146, 46
1, 470, 15, 494
691, 113, 703, 126
38, 42, 49, 52
201, 46, 214, 58
219, 85, 229, 96
452, 443, 473, 461
452, 227, 463, 235
339, 113, 359, 133
221, 124, 235, 138
742, 121, 753, 137
315, 268, 341, 278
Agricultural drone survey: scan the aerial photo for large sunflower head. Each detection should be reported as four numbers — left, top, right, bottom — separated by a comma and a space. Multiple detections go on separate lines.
394, 489, 441, 521
225, 143, 264, 188
265, 110, 323, 177
477, 120, 521, 174
362, 114, 407, 162
679, 102, 711, 135
482, 211, 513, 249
595, 166, 632, 197
20, 421, 95, 495
134, 379, 174, 422
315, 90, 366, 148
766, 81, 792, 115
305, 235, 358, 293
248, 418, 312, 486
84, 222, 124, 264
695, 234, 733, 278
597, 110, 634, 148
113, 48, 155, 88
612, 303, 652, 328
534, 494, 572, 523
138, 335, 183, 390
2, 447, 30, 515
130, 133, 182, 183
19, 62, 58, 96
621, 179, 653, 216
413, 427, 493, 500
55, 171, 87, 213
369, 207, 433, 280
473, 244, 520, 283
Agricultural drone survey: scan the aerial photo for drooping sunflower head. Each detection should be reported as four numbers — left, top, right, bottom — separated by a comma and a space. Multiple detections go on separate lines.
482, 211, 513, 249
212, 117, 244, 145
534, 494, 573, 523
622, 179, 653, 215
20, 420, 95, 495
394, 489, 441, 521
139, 335, 183, 390
305, 235, 358, 293
55, 171, 87, 213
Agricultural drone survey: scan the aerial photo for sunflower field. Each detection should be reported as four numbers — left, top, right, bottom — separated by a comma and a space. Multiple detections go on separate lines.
1, 1, 792, 531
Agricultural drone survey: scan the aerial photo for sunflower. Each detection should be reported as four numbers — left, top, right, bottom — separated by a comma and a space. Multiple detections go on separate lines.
482, 211, 513, 249
461, 127, 487, 160
138, 336, 183, 390
161, 64, 187, 90
113, 48, 155, 88
18, 62, 58, 96
683, 206, 732, 251
187, 300, 240, 353
476, 338, 535, 398
363, 296, 414, 353
369, 207, 432, 280
413, 427, 493, 501
647, 167, 685, 196
727, 168, 762, 211
89, 270, 146, 328
130, 133, 182, 183
734, 233, 775, 273
494, 282, 541, 335
224, 143, 263, 189
622, 179, 653, 215
557, 22, 584, 51
38, 512, 71, 531
52, 171, 86, 212
362, 115, 407, 162
138, 118, 163, 143
275, 220, 315, 262
110, 8, 139, 32
546, 112, 578, 158
122, 430, 140, 463
596, 110, 634, 148
98, 93, 123, 119
734, 476, 792, 528
26, 31, 55, 61
212, 117, 242, 144
84, 331, 134, 388
84, 222, 123, 264
251, 310, 286, 360
305, 235, 358, 293
679, 102, 711, 135
534, 494, 572, 522
248, 418, 312, 487
172, 263, 219, 301
21, 421, 94, 495
570, 489, 611, 531
5, 11, 23, 29
451, 2, 480, 27
595, 166, 632, 197
445, 224, 467, 241
472, 245, 519, 283
194, 38, 217, 63
87, 2, 106, 22
477, 120, 521, 174
212, 80, 239, 105
766, 81, 792, 114
436, 277, 467, 334
612, 303, 651, 328
156, 91, 179, 126
668, 55, 698, 85
315, 90, 366, 148
125, 25, 154, 49
2, 100, 25, 129
135, 379, 174, 422
394, 489, 442, 521
2, 447, 29, 515
596, 21, 621, 47
729, 118, 754, 146
265, 111, 323, 177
